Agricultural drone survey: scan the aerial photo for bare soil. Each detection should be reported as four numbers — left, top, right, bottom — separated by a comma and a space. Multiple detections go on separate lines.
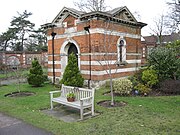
97, 100, 127, 108
5, 91, 35, 97
103, 90, 179, 97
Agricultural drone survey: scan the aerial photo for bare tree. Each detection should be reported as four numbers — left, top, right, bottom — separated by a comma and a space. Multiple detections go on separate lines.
149, 14, 168, 45
167, 0, 180, 32
90, 20, 126, 106
74, 0, 107, 12
12, 68, 23, 93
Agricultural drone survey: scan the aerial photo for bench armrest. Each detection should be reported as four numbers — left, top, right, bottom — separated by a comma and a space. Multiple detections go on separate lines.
50, 90, 61, 101
49, 90, 61, 94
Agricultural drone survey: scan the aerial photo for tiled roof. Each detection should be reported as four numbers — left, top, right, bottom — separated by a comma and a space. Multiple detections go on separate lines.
67, 7, 85, 15
162, 33, 180, 43
42, 6, 147, 29
143, 35, 157, 44
143, 33, 180, 44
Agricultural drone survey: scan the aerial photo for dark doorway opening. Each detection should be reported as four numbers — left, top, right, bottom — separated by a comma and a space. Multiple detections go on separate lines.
68, 43, 78, 65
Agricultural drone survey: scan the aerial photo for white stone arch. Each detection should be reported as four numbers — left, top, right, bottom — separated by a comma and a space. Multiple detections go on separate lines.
6, 56, 20, 66
117, 36, 126, 62
60, 38, 81, 75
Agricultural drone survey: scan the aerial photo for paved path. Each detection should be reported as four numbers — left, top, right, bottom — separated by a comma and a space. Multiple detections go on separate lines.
0, 78, 27, 85
0, 113, 53, 135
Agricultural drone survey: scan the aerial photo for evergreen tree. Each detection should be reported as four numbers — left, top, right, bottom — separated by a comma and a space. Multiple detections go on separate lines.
25, 28, 47, 52
0, 11, 47, 52
10, 10, 35, 51
60, 53, 84, 87
0, 28, 17, 51
27, 58, 44, 87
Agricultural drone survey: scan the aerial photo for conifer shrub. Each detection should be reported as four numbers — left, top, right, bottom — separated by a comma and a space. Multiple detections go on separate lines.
27, 58, 44, 87
60, 53, 84, 87
113, 78, 133, 96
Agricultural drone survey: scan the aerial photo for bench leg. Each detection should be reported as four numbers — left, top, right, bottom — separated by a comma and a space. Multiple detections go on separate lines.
80, 101, 84, 120
50, 98, 53, 110
50, 94, 53, 110
92, 105, 94, 116
50, 103, 53, 110
80, 107, 83, 120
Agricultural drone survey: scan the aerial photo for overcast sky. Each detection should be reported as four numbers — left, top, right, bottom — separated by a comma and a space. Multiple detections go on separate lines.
0, 0, 169, 36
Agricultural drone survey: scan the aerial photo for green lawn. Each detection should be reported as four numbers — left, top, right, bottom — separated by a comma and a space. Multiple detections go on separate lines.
0, 83, 179, 135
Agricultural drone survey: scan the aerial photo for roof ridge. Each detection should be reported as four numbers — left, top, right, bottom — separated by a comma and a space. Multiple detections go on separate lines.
65, 7, 85, 15
107, 6, 124, 14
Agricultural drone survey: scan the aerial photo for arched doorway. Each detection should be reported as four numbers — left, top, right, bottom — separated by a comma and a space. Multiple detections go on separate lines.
6, 56, 20, 69
68, 43, 78, 65
68, 43, 78, 64
60, 40, 80, 76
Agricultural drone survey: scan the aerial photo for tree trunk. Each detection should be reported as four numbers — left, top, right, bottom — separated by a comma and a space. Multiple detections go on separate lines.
109, 69, 114, 106
4, 40, 8, 51
21, 31, 25, 51
21, 36, 24, 51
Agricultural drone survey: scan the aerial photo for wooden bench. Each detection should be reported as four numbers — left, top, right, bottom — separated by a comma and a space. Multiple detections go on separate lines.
49, 84, 95, 120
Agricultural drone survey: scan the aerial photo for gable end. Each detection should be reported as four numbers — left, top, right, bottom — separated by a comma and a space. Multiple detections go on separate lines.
52, 7, 83, 24
111, 6, 137, 23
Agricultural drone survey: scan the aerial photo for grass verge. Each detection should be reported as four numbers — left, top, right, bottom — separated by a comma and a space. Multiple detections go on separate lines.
0, 84, 179, 135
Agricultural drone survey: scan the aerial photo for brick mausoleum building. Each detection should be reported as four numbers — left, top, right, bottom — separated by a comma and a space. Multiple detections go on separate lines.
42, 6, 147, 84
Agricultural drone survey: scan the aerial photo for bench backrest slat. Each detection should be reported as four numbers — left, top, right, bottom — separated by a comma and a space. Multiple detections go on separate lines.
61, 84, 93, 101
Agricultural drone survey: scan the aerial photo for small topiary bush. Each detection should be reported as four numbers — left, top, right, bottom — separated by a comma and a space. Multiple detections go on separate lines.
27, 58, 44, 87
142, 68, 159, 88
160, 79, 180, 94
113, 78, 133, 96
134, 83, 152, 95
60, 53, 84, 87
43, 74, 48, 82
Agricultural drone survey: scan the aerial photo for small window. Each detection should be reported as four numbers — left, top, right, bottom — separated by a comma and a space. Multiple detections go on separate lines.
119, 40, 124, 62
117, 38, 127, 65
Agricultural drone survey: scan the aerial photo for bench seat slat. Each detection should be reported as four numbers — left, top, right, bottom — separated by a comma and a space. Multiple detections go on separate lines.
52, 97, 92, 109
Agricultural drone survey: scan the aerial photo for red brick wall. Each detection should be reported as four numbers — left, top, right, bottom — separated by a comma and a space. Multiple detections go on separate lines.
47, 16, 142, 81
1, 52, 47, 68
